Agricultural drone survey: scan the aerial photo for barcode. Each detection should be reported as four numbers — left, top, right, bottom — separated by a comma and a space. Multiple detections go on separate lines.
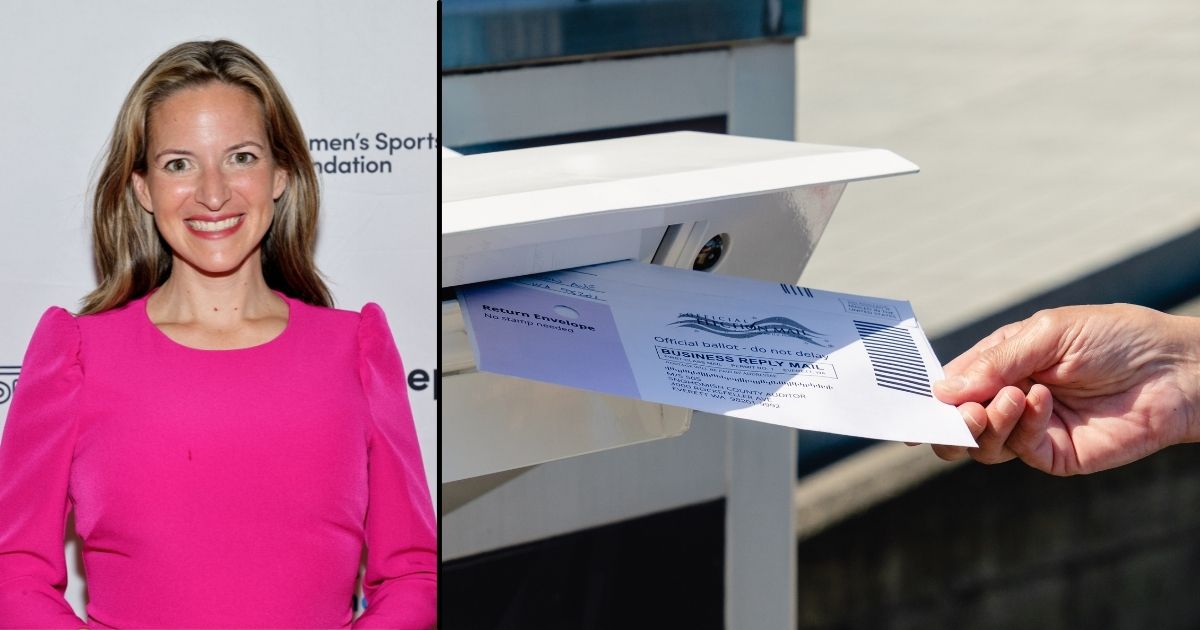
853, 320, 931, 397
780, 283, 814, 298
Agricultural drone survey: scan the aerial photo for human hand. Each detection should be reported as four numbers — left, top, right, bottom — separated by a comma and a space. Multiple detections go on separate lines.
930, 304, 1200, 475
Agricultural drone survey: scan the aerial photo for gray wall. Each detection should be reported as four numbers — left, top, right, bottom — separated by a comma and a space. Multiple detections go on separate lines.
796, 443, 1200, 630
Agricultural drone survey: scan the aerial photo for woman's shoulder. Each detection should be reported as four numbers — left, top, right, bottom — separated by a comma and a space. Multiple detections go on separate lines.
70, 295, 146, 324
287, 296, 388, 326
286, 296, 394, 345
27, 306, 81, 351
28, 301, 135, 346
287, 296, 366, 326
20, 306, 87, 377
70, 296, 147, 337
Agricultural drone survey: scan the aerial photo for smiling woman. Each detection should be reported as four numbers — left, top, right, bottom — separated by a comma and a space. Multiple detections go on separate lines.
132, 83, 292, 350
87, 41, 326, 318
0, 41, 436, 629
134, 84, 287, 267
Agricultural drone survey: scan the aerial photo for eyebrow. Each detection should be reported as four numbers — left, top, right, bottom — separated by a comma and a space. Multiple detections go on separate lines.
153, 141, 266, 162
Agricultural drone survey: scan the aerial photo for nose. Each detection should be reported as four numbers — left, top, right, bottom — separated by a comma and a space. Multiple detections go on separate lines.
195, 166, 231, 210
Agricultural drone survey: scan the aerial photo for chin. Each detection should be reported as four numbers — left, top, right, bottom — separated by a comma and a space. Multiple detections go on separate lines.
175, 246, 263, 278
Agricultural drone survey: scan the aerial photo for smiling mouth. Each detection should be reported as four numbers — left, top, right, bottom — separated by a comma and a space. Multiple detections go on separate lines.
185, 215, 244, 232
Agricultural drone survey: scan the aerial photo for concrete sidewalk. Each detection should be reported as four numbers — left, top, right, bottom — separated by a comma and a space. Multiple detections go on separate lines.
794, 0, 1200, 338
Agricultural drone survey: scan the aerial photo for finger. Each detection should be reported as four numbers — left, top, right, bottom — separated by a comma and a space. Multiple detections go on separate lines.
931, 402, 987, 461
935, 322, 1027, 405
936, 314, 1068, 405
969, 386, 1025, 464
941, 320, 1025, 379
1005, 383, 1055, 472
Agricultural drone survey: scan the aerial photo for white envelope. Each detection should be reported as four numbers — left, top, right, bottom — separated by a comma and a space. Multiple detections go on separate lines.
459, 260, 976, 447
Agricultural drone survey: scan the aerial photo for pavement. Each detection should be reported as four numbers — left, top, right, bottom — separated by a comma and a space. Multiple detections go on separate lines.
793, 0, 1200, 339
787, 0, 1200, 532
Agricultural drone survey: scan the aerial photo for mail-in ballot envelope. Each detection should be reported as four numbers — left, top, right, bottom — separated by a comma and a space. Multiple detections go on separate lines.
458, 260, 976, 447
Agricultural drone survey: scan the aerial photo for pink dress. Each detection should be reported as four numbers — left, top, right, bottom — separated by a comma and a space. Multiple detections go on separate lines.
0, 294, 437, 628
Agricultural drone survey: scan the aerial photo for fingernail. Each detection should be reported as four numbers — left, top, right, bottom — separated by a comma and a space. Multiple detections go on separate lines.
960, 407, 986, 437
1000, 390, 1021, 413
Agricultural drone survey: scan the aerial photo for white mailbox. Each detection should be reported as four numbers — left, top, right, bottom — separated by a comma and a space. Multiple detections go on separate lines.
442, 131, 917, 483
442, 131, 920, 628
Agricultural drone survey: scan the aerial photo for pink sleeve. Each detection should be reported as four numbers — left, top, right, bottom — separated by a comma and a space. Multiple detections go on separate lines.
352, 304, 437, 629
0, 308, 87, 628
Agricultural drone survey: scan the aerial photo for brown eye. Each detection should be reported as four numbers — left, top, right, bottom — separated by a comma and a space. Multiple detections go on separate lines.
232, 152, 257, 165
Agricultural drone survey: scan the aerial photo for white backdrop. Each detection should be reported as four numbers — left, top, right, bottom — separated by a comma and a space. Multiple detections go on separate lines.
0, 0, 436, 617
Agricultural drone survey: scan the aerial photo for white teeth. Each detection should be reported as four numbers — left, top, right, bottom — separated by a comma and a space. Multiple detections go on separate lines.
185, 216, 243, 232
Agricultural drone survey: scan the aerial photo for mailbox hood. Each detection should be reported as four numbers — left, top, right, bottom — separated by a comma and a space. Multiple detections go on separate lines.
442, 131, 917, 287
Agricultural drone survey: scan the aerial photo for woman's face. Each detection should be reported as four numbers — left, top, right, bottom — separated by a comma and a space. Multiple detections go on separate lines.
132, 82, 287, 277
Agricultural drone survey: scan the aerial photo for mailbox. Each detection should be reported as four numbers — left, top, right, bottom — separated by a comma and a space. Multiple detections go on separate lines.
441, 131, 918, 483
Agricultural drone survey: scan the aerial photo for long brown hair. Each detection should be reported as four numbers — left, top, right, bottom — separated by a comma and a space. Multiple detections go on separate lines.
81, 39, 331, 314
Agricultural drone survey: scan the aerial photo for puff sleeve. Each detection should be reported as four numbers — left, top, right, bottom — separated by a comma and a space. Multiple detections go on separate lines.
0, 308, 87, 628
353, 304, 437, 629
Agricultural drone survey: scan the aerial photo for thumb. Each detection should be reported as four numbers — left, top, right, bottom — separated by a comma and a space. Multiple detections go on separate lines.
935, 315, 1065, 404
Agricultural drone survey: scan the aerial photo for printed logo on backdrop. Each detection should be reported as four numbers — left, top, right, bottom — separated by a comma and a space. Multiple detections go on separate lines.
0, 366, 18, 405
669, 313, 833, 348
408, 368, 438, 401
309, 132, 438, 175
